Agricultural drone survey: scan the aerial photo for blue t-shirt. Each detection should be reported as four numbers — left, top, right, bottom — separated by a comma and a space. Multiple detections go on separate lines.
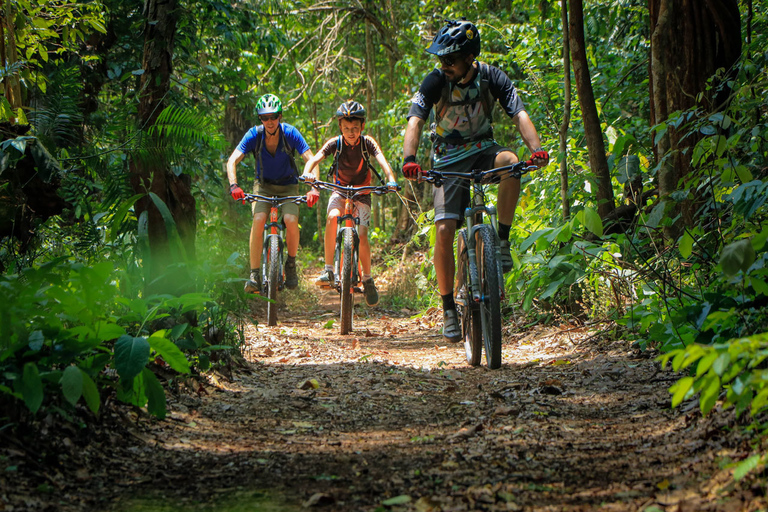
236, 123, 310, 184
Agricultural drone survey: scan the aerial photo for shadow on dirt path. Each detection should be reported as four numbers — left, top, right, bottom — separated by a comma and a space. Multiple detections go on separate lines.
4, 269, 762, 511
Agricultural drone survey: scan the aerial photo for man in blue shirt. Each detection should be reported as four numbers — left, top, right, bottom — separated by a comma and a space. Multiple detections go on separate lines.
226, 94, 314, 293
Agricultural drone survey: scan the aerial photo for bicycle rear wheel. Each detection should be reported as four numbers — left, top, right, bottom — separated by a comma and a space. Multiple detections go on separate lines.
476, 224, 502, 369
339, 229, 354, 335
266, 235, 280, 326
456, 229, 482, 366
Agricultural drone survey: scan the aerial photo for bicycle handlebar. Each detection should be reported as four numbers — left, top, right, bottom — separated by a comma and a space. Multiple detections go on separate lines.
421, 160, 538, 185
242, 193, 308, 205
299, 177, 401, 197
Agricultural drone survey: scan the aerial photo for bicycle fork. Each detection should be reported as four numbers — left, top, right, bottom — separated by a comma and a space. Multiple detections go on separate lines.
262, 206, 285, 291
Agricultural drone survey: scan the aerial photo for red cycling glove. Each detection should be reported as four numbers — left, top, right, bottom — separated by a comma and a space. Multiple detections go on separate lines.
531, 150, 550, 165
306, 189, 320, 208
230, 183, 245, 203
402, 160, 423, 180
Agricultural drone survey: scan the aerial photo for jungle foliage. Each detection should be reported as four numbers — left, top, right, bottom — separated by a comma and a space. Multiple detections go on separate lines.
1, 0, 768, 478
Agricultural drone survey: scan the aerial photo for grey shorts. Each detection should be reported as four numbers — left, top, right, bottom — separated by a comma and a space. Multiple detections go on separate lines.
327, 193, 372, 227
251, 182, 300, 217
433, 144, 514, 222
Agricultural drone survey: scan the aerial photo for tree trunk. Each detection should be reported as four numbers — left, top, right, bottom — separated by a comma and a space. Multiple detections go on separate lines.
129, 0, 195, 295
649, 0, 741, 233
568, 0, 614, 219
559, 0, 572, 221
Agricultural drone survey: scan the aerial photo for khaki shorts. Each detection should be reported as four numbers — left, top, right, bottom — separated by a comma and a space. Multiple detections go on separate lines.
251, 182, 300, 217
327, 193, 371, 227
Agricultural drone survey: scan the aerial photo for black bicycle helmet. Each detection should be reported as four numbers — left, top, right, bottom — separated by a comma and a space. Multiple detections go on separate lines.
335, 100, 366, 120
426, 19, 480, 57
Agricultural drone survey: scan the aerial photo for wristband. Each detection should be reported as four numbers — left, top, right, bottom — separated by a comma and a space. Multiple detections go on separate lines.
404, 155, 416, 164
230, 183, 240, 190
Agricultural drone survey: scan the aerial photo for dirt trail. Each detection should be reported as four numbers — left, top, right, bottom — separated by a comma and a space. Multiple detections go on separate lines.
3, 275, 764, 511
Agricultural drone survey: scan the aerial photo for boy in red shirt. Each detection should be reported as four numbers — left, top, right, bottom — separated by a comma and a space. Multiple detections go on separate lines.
302, 101, 398, 307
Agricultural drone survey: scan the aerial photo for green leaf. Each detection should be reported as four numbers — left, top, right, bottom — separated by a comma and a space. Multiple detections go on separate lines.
679, 232, 693, 259
109, 193, 145, 242
733, 454, 761, 481
751, 277, 768, 296
60, 366, 83, 406
712, 352, 731, 376
22, 363, 43, 413
80, 371, 100, 415
114, 335, 150, 381
382, 495, 411, 506
670, 376, 694, 408
142, 368, 166, 419
582, 207, 603, 237
148, 333, 191, 374
646, 201, 666, 229
720, 239, 756, 276
696, 351, 719, 377
699, 374, 720, 415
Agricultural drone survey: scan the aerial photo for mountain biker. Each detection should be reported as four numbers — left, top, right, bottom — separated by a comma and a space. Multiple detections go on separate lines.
301, 100, 398, 307
401, 19, 549, 342
226, 94, 314, 293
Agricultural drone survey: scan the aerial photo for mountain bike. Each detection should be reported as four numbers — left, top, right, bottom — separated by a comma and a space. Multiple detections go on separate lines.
422, 160, 537, 369
301, 179, 398, 335
243, 193, 307, 327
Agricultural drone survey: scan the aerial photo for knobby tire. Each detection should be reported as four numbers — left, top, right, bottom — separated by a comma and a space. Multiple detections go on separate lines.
476, 224, 502, 368
340, 229, 354, 335
456, 229, 482, 366
267, 235, 280, 327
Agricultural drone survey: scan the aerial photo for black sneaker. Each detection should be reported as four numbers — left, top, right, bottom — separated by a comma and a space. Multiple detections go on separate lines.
499, 240, 514, 273
284, 258, 298, 290
443, 308, 461, 342
244, 271, 261, 294
362, 278, 379, 307
315, 269, 334, 287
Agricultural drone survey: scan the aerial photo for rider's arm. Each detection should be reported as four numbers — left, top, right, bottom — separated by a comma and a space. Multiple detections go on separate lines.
512, 111, 543, 154
374, 152, 398, 184
301, 151, 325, 180
226, 149, 246, 186
403, 116, 425, 161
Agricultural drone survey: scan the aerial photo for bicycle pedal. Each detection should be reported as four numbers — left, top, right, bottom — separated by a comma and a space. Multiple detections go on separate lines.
353, 286, 364, 294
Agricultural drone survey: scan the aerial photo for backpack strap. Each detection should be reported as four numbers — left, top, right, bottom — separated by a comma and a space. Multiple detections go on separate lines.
477, 61, 495, 122
329, 134, 343, 183
361, 135, 384, 184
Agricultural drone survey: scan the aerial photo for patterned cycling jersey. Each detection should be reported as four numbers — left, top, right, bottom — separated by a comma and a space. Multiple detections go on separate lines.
407, 62, 526, 168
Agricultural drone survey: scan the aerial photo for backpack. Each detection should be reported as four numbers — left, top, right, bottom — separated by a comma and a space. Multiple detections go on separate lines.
431, 61, 496, 145
252, 124, 299, 185
328, 134, 384, 185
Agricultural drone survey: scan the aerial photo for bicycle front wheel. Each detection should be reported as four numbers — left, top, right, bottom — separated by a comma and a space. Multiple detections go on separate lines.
267, 235, 280, 327
476, 224, 502, 369
339, 229, 354, 335
456, 228, 481, 366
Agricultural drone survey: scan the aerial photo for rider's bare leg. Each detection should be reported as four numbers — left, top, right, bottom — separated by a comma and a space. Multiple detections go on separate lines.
435, 219, 458, 296
324, 209, 341, 267
283, 213, 299, 258
249, 212, 268, 269
359, 225, 371, 277
496, 151, 521, 226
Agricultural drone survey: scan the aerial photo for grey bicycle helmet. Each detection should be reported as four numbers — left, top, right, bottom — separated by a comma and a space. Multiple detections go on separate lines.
335, 100, 366, 120
426, 19, 480, 57
255, 94, 283, 115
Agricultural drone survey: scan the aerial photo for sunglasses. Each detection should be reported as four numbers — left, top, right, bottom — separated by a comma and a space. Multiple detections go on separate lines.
260, 114, 280, 122
438, 54, 463, 67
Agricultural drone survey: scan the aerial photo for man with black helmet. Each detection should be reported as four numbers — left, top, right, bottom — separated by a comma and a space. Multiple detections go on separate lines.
301, 100, 398, 307
227, 94, 314, 294
401, 19, 549, 342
